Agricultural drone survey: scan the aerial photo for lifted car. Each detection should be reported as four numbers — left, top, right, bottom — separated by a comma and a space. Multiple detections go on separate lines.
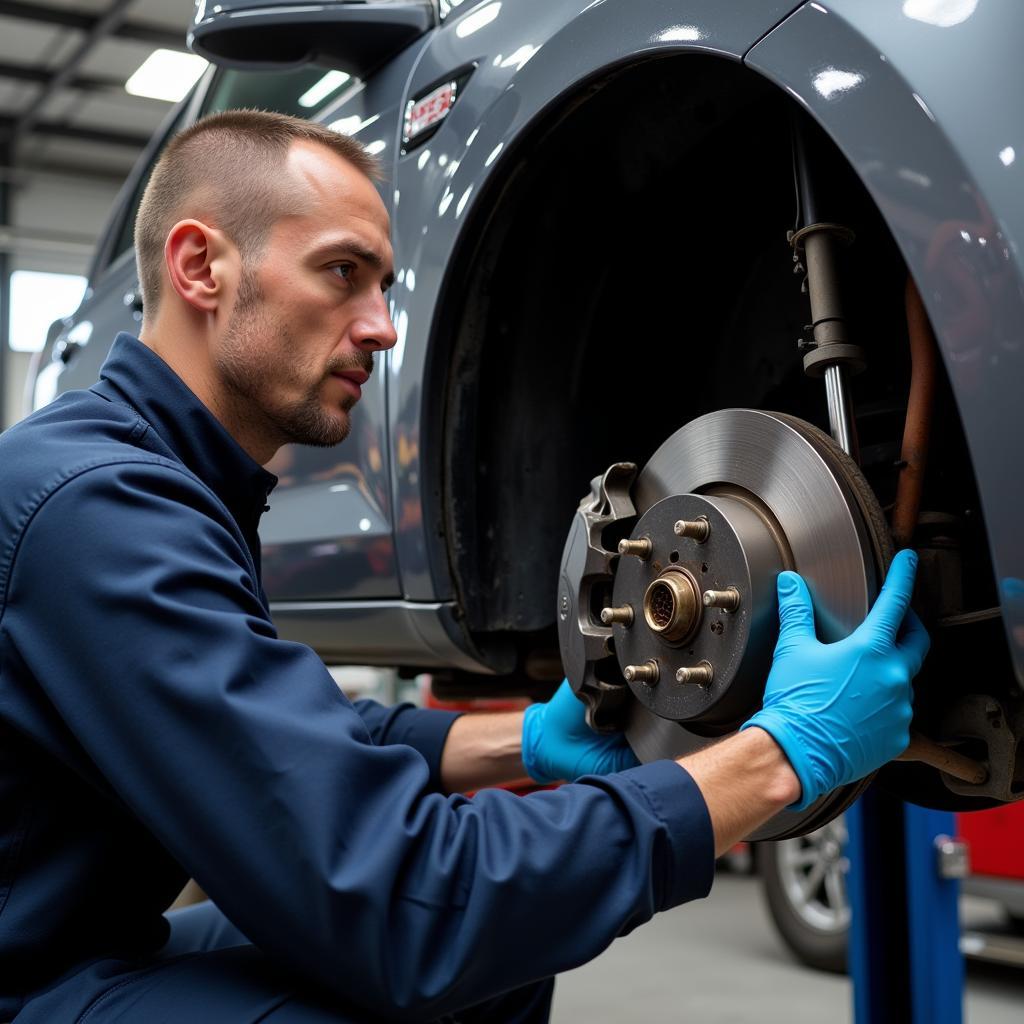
36, 1, 1024, 839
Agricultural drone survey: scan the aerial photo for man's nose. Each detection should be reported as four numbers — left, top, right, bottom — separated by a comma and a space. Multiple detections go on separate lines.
352, 292, 399, 352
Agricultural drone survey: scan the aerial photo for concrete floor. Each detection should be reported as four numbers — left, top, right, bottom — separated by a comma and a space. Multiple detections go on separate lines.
552, 873, 1022, 1023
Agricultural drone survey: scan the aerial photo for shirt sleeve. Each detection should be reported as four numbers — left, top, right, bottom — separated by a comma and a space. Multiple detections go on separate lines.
350, 700, 461, 792
6, 461, 714, 1019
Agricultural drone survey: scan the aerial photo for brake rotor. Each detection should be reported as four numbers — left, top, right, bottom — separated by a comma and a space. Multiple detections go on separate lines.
557, 408, 893, 841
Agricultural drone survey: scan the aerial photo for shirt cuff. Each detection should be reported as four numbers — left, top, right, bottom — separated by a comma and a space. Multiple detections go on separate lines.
616, 759, 716, 911
375, 704, 463, 791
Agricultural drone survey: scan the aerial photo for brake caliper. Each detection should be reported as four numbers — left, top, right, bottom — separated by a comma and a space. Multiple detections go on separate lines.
556, 462, 637, 731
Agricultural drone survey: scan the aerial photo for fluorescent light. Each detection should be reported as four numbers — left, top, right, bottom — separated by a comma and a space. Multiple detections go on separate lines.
125, 49, 208, 103
298, 70, 351, 109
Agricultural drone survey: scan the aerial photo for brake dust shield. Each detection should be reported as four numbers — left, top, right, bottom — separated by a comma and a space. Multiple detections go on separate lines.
556, 409, 893, 841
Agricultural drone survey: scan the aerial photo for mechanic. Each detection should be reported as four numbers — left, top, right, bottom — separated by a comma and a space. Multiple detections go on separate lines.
0, 110, 929, 1024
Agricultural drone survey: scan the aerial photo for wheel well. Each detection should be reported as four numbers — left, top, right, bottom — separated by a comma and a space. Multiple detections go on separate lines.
433, 53, 996, 689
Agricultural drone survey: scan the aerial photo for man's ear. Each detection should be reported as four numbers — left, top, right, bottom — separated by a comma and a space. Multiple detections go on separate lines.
164, 219, 236, 314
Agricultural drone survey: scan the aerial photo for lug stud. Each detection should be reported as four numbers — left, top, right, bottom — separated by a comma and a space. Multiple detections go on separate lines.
673, 517, 710, 542
618, 537, 652, 559
676, 662, 714, 685
600, 605, 634, 626
703, 587, 741, 611
623, 661, 659, 684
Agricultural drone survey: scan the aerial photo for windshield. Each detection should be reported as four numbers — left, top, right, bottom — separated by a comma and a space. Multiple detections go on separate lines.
200, 66, 358, 120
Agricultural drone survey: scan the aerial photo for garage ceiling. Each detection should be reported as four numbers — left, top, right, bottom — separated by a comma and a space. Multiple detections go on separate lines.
0, 0, 198, 185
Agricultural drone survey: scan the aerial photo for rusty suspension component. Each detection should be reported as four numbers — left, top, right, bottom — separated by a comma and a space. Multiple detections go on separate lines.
892, 277, 939, 550
897, 732, 988, 786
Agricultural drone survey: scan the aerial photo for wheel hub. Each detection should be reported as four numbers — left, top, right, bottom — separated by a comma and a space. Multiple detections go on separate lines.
613, 491, 786, 735
556, 408, 893, 840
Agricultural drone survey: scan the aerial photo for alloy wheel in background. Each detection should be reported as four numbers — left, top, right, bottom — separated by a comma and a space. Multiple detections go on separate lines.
760, 816, 850, 973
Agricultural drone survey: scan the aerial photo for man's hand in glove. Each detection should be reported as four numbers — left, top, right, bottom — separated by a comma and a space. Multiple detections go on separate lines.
741, 548, 931, 810
522, 680, 640, 783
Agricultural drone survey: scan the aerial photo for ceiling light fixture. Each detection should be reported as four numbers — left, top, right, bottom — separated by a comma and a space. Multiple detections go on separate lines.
125, 49, 208, 103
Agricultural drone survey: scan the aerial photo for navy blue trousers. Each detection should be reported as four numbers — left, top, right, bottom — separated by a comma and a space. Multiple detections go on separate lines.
16, 902, 555, 1023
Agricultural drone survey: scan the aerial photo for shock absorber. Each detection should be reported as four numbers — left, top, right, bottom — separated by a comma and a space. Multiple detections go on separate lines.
789, 119, 866, 459
787, 122, 989, 788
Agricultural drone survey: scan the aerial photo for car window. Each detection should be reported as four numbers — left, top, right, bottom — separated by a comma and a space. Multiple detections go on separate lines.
107, 102, 190, 270
200, 66, 357, 120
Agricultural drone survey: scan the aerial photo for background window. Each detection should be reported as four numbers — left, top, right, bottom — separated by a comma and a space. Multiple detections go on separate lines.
8, 270, 87, 352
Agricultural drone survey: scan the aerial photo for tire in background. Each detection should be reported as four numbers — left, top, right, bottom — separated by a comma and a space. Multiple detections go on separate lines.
759, 818, 851, 974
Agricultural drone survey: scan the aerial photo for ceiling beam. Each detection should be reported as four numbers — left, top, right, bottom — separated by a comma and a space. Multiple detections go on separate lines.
30, 121, 151, 150
0, 159, 132, 186
0, 223, 98, 258
0, 1, 187, 51
0, 59, 131, 94
0, 116, 150, 150
8, 0, 137, 146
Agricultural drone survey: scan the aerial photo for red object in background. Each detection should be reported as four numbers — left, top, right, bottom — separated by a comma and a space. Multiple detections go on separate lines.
958, 801, 1024, 880
421, 677, 531, 716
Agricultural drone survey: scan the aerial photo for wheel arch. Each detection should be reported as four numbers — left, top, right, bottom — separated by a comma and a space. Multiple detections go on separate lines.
418, 50, 837, 674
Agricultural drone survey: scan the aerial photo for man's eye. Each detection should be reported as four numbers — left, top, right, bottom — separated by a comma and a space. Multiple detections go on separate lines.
330, 264, 354, 281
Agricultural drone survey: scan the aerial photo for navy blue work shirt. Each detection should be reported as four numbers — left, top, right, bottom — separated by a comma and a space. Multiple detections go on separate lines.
0, 334, 714, 1020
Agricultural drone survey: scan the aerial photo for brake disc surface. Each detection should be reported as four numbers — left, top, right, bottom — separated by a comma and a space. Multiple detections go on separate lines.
557, 408, 893, 841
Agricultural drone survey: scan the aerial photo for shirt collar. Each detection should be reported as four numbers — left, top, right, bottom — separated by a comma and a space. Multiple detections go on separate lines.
95, 333, 278, 525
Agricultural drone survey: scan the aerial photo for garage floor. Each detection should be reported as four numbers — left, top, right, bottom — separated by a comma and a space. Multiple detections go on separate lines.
552, 872, 1022, 1023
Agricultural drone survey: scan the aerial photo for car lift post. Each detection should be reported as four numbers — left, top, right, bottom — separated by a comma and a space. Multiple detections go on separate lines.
846, 789, 965, 1023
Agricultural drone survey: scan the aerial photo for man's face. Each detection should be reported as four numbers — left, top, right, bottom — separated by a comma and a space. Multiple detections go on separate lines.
215, 141, 397, 452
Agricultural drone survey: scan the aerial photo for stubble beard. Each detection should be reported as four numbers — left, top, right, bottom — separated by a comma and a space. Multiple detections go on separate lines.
218, 267, 362, 450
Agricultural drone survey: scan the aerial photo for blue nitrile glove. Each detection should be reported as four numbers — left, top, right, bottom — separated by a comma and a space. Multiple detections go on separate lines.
521, 679, 641, 783
741, 549, 931, 811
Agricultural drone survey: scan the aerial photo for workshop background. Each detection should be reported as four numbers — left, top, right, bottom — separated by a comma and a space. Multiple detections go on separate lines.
0, 2, 1021, 1021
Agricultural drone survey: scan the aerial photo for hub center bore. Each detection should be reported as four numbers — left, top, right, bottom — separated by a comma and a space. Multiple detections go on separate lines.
642, 568, 701, 643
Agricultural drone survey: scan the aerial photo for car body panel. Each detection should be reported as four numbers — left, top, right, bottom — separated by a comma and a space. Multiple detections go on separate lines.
746, 1, 1024, 687
269, 598, 490, 671
54, 252, 141, 395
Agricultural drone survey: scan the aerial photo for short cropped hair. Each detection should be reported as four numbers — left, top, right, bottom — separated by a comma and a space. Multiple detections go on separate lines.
134, 109, 381, 313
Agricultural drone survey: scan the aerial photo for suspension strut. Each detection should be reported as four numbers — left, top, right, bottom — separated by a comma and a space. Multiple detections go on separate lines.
789, 119, 866, 460
788, 120, 987, 787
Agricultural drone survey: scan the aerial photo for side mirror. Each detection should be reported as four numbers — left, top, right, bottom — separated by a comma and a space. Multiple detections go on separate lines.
189, 0, 435, 78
